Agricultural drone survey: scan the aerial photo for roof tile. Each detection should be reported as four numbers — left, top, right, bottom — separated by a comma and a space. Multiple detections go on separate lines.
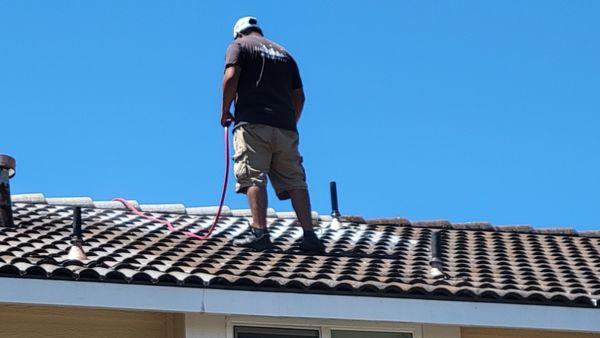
139, 204, 186, 214
93, 200, 139, 209
2, 195, 599, 309
45, 197, 94, 207
367, 217, 411, 226
534, 228, 578, 236
411, 220, 452, 229
11, 193, 46, 204
186, 206, 232, 216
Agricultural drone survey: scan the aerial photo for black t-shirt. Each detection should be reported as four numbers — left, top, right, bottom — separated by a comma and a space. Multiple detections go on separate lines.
225, 35, 303, 132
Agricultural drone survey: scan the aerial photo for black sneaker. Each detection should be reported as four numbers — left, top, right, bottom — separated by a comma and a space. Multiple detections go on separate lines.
299, 230, 325, 254
233, 227, 273, 251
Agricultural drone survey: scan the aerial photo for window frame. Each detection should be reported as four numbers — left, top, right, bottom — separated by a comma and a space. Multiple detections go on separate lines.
325, 326, 416, 338
233, 325, 321, 338
226, 316, 422, 338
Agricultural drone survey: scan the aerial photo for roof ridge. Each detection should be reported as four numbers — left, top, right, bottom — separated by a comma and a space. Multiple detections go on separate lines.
365, 217, 600, 238
11, 193, 322, 221
10, 193, 600, 238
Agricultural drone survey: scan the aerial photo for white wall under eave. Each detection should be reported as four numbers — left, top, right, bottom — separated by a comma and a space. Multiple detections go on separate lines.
184, 314, 463, 338
185, 314, 227, 338
423, 324, 461, 338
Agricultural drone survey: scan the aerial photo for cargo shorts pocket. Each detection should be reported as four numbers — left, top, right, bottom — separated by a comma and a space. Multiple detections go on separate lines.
233, 156, 248, 180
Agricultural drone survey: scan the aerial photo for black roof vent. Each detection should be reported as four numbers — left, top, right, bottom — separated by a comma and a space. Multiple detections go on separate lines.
0, 154, 16, 228
329, 181, 342, 229
330, 181, 341, 219
67, 207, 87, 261
429, 230, 445, 278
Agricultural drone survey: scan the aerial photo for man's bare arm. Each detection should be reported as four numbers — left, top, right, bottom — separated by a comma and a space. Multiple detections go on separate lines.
221, 66, 241, 126
291, 88, 305, 123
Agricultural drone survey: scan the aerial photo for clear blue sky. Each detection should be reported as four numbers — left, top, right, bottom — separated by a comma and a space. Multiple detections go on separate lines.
2, 1, 599, 230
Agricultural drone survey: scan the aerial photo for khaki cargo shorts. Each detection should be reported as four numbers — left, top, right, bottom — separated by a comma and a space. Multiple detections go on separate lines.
233, 123, 308, 200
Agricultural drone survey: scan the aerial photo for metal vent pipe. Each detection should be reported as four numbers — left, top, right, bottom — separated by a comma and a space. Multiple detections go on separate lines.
430, 230, 442, 265
71, 207, 83, 240
0, 155, 16, 228
429, 230, 444, 278
330, 181, 341, 219
68, 207, 87, 260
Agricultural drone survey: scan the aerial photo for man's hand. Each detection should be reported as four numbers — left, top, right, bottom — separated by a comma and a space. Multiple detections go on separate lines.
221, 111, 234, 127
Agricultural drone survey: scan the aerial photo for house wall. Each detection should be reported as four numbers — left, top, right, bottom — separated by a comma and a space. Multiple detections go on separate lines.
424, 324, 461, 338
184, 314, 600, 338
0, 304, 185, 338
2, 278, 598, 333
184, 314, 459, 338
461, 327, 600, 338
185, 313, 228, 338
2, 304, 598, 338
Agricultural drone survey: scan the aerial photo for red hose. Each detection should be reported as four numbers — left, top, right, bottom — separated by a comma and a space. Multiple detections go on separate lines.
113, 126, 230, 240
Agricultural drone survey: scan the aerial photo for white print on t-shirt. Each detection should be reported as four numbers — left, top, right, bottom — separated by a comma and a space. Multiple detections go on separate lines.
249, 43, 288, 62
254, 44, 288, 86
259, 44, 287, 61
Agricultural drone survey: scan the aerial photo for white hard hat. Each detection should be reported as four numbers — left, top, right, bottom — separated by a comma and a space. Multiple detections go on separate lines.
233, 16, 260, 38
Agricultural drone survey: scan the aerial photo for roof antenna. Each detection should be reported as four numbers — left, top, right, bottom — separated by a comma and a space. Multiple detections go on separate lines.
330, 181, 342, 230
0, 155, 16, 228
429, 230, 445, 278
68, 207, 87, 261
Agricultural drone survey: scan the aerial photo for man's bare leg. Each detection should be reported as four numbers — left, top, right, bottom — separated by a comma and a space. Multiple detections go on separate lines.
288, 189, 314, 230
289, 189, 324, 253
247, 185, 268, 229
233, 185, 272, 250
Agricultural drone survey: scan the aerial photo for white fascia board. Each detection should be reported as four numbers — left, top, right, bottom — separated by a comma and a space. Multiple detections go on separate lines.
0, 278, 598, 333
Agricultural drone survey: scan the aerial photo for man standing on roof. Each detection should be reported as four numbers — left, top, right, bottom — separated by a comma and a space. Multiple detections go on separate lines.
220, 17, 324, 253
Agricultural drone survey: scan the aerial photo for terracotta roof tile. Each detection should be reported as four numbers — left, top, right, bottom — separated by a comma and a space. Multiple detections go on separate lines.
0, 194, 599, 309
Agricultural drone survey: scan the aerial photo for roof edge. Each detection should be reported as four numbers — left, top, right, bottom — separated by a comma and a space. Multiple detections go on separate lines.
0, 278, 598, 332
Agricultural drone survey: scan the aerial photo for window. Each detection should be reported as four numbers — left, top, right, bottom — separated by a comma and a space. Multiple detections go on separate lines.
331, 330, 412, 338
229, 319, 419, 338
235, 326, 319, 338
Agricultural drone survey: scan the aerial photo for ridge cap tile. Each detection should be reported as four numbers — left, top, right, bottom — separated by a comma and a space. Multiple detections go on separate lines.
495, 225, 535, 233
93, 200, 140, 209
275, 211, 320, 220
11, 193, 46, 204
579, 230, 600, 238
450, 222, 493, 230
230, 209, 252, 217
9, 192, 600, 238
410, 219, 452, 229
231, 208, 276, 217
319, 215, 333, 222
275, 211, 296, 219
186, 206, 232, 216
139, 204, 186, 214
534, 227, 578, 236
45, 197, 94, 207
366, 217, 411, 226
340, 215, 367, 224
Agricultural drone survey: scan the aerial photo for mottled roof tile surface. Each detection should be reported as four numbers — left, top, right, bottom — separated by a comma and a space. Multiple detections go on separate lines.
1, 193, 599, 308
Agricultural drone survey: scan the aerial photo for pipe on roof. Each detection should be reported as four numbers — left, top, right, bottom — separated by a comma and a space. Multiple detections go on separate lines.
429, 230, 445, 278
67, 207, 87, 261
0, 155, 16, 228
